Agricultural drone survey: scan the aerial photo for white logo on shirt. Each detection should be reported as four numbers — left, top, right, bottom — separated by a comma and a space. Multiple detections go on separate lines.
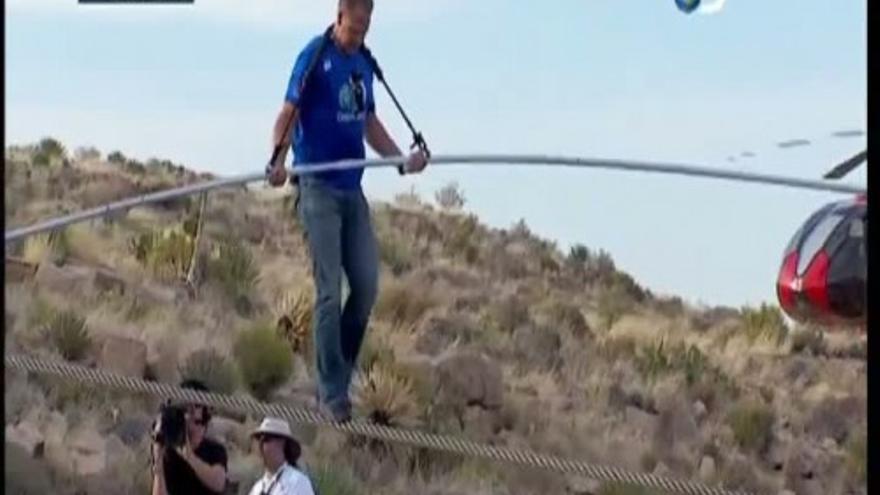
323, 59, 331, 72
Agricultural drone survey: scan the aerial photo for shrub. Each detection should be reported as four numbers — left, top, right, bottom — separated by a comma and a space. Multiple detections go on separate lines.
443, 214, 479, 262
234, 323, 294, 400
740, 303, 789, 346
208, 237, 260, 313
45, 309, 91, 361
107, 151, 127, 164
727, 402, 774, 454
435, 181, 466, 210
598, 336, 637, 361
373, 278, 435, 329
26, 296, 56, 332
32, 137, 66, 167
846, 433, 866, 483
23, 230, 70, 266
307, 462, 360, 495
125, 159, 147, 175
568, 244, 590, 265
74, 146, 101, 161
510, 218, 531, 239
634, 340, 672, 382
540, 299, 590, 339
479, 295, 530, 335
790, 326, 826, 355
597, 282, 634, 331
394, 186, 423, 208
142, 229, 194, 281
378, 234, 414, 276
179, 349, 239, 395
634, 340, 720, 389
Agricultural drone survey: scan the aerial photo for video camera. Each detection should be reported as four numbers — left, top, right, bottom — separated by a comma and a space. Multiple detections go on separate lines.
152, 400, 187, 449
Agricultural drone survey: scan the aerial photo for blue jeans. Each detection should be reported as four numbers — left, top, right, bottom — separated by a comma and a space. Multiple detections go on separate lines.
296, 177, 379, 410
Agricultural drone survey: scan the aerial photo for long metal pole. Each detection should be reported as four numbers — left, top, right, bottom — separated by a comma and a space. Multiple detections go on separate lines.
5, 154, 866, 243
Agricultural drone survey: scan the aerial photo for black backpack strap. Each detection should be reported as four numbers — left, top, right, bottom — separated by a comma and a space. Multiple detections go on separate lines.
268, 26, 333, 177
299, 25, 335, 102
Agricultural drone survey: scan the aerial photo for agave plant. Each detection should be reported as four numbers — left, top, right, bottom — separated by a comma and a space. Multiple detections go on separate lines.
353, 362, 418, 427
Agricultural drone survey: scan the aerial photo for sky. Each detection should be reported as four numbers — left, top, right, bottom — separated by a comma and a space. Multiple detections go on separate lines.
5, 0, 867, 308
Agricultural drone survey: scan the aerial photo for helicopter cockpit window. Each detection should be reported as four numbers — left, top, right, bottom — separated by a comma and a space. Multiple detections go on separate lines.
796, 212, 845, 276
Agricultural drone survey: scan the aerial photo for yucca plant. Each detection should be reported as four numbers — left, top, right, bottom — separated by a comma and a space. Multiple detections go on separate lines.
354, 361, 418, 427
45, 310, 91, 362
275, 290, 315, 369
208, 237, 260, 314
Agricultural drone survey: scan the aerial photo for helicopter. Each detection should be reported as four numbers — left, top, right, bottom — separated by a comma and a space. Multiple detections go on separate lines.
776, 150, 867, 330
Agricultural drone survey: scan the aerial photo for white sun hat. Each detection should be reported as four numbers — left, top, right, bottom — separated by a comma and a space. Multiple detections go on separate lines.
251, 417, 296, 441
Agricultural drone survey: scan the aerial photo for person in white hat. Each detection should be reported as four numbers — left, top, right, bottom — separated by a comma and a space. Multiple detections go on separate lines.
247, 417, 315, 495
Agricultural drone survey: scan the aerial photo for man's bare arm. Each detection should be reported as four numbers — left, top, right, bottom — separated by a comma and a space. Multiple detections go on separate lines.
365, 113, 403, 158
183, 452, 227, 494
271, 102, 299, 168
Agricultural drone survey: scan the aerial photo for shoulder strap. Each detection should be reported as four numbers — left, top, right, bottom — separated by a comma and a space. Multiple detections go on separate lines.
298, 25, 335, 100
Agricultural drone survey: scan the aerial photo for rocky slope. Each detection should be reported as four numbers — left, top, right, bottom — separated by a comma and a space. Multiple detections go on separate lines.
4, 139, 868, 495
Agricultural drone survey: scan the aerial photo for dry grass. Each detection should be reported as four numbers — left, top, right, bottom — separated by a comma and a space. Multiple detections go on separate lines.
726, 401, 775, 454
373, 277, 436, 330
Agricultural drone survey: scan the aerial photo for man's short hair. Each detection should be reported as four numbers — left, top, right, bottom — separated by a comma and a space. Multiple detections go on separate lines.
339, 0, 373, 12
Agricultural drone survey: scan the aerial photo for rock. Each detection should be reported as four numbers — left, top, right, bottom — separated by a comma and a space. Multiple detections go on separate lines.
512, 324, 562, 371
5, 442, 55, 494
35, 262, 96, 294
566, 475, 602, 495
111, 414, 153, 447
135, 282, 184, 307
693, 400, 708, 421
806, 396, 864, 444
94, 268, 126, 295
43, 412, 71, 473
784, 441, 841, 495
414, 313, 475, 356
5, 257, 38, 283
653, 462, 672, 477
462, 406, 502, 443
6, 421, 45, 457
699, 456, 717, 482
69, 423, 107, 476
434, 350, 503, 410
779, 490, 796, 495
654, 397, 699, 454
764, 440, 788, 472
625, 406, 659, 437
370, 457, 398, 486
207, 416, 255, 451
99, 335, 148, 378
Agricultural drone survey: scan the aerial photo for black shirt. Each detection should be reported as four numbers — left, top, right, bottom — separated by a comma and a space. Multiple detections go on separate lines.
163, 437, 228, 495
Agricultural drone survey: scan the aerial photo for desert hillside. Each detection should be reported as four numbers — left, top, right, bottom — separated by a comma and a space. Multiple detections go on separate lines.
4, 139, 868, 495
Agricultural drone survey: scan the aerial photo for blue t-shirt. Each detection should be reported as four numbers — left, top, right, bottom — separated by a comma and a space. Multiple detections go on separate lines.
285, 34, 376, 190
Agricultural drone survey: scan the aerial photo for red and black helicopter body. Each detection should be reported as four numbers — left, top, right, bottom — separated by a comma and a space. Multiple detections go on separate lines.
776, 151, 868, 329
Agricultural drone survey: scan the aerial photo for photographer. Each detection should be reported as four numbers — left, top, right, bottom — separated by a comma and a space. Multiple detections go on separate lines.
151, 379, 228, 495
